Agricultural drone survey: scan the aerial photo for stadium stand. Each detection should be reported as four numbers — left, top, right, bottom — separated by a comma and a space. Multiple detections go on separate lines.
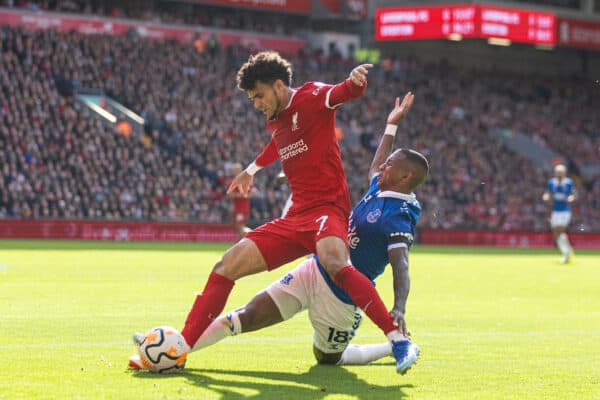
0, 21, 598, 232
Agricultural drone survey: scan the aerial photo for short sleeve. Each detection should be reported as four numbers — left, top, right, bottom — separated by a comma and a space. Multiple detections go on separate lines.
383, 210, 415, 250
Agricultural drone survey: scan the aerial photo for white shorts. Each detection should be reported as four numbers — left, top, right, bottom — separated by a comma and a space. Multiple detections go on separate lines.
550, 211, 571, 228
266, 258, 362, 354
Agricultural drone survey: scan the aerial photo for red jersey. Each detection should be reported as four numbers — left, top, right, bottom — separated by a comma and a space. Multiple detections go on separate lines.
233, 196, 250, 214
255, 79, 365, 217
227, 178, 250, 214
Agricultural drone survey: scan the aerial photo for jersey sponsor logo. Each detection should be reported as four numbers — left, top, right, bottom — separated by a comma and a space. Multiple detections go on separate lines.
279, 138, 308, 161
347, 224, 360, 249
292, 112, 299, 131
366, 209, 382, 223
280, 273, 294, 285
553, 192, 566, 200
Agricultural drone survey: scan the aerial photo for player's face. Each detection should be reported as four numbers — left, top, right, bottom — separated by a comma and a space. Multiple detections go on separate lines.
247, 80, 285, 120
377, 150, 411, 192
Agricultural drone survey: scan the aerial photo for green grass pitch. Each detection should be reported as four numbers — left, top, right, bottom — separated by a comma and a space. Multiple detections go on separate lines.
1, 240, 599, 399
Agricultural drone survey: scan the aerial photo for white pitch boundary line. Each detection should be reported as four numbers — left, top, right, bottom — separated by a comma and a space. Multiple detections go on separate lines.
1, 330, 600, 349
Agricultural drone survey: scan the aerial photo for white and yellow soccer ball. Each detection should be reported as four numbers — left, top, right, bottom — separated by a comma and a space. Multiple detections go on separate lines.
137, 326, 189, 373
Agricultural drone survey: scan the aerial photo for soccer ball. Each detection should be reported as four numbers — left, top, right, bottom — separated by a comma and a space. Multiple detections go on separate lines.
137, 326, 189, 373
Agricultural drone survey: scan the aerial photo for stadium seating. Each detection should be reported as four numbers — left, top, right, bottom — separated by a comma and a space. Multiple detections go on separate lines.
0, 25, 597, 231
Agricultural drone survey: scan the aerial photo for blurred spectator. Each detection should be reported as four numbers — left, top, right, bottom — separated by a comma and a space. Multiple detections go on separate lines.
0, 25, 598, 232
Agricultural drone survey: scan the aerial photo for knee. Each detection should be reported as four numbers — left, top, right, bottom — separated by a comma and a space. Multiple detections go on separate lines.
212, 239, 266, 280
211, 260, 228, 277
317, 253, 347, 278
212, 258, 242, 281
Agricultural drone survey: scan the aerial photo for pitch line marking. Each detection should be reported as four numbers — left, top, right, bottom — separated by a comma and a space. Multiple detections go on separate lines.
1, 330, 600, 349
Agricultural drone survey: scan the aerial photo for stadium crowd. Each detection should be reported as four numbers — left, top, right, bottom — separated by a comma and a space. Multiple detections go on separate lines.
0, 0, 328, 36
0, 25, 598, 231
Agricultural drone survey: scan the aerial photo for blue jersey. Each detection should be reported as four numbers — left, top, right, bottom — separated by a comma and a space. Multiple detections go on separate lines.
316, 175, 421, 305
547, 177, 574, 212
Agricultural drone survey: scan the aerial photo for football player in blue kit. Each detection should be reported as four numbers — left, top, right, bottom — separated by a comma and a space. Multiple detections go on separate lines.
542, 164, 576, 264
131, 92, 428, 374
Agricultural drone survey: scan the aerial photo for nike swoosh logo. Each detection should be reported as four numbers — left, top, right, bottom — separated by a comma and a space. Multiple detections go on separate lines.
226, 313, 235, 334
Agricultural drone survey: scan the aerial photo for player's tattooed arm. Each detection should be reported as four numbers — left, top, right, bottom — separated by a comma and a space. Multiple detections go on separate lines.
388, 246, 410, 337
369, 93, 415, 180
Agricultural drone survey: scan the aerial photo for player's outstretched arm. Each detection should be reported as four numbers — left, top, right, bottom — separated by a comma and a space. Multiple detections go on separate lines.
327, 64, 373, 108
369, 92, 414, 180
388, 246, 411, 337
229, 138, 279, 197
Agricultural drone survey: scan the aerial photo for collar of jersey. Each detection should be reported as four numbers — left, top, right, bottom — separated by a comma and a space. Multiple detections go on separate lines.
377, 190, 416, 201
283, 89, 297, 111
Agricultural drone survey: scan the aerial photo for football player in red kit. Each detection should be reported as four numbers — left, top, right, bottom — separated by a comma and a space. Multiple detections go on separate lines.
134, 51, 413, 374
227, 163, 252, 238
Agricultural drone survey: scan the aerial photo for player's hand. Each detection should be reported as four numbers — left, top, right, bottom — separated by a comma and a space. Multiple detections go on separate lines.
349, 64, 373, 87
542, 192, 550, 202
389, 308, 408, 337
227, 171, 253, 198
387, 92, 414, 125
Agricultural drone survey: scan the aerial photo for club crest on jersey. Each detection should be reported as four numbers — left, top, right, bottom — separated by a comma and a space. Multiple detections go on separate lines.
312, 82, 325, 96
366, 209, 382, 223
292, 112, 299, 131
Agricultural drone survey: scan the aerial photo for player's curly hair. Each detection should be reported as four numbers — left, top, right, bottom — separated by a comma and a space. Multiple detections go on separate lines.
236, 51, 293, 90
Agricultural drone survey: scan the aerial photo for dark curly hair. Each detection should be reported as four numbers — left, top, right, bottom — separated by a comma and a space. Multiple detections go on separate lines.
236, 51, 293, 91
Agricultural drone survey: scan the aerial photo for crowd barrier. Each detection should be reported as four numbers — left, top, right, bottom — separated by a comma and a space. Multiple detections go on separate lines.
1, 220, 599, 248
0, 219, 238, 242
420, 229, 600, 249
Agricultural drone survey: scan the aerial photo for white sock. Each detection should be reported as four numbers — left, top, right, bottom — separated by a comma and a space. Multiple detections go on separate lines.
337, 343, 393, 365
191, 311, 242, 352
386, 330, 406, 342
562, 233, 573, 252
557, 233, 571, 255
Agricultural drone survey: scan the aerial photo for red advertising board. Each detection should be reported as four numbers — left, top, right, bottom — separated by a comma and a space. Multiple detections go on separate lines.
2, 220, 600, 248
376, 4, 556, 45
479, 4, 555, 45
558, 17, 600, 50
376, 4, 478, 41
420, 229, 600, 249
0, 219, 238, 242
189, 0, 311, 14
0, 9, 306, 54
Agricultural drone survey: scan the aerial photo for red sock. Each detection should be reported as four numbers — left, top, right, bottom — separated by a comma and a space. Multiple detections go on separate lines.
181, 272, 234, 347
334, 265, 396, 335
